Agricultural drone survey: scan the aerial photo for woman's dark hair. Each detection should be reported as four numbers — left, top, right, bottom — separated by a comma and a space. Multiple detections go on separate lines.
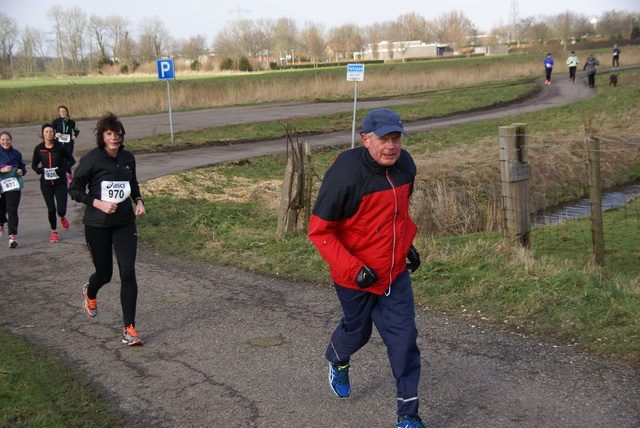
58, 105, 69, 115
0, 131, 13, 140
94, 112, 125, 149
41, 123, 53, 139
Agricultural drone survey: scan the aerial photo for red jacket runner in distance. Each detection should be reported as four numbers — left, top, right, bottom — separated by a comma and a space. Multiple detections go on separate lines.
308, 146, 417, 295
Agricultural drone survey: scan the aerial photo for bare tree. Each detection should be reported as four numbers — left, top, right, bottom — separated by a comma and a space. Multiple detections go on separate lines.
395, 12, 430, 42
597, 10, 637, 37
530, 20, 552, 45
432, 10, 475, 49
89, 14, 111, 67
0, 13, 18, 77
179, 34, 209, 65
137, 17, 172, 62
300, 22, 326, 65
106, 15, 130, 62
552, 11, 590, 50
215, 18, 270, 65
327, 23, 363, 61
513, 16, 538, 46
47, 6, 66, 73
64, 6, 88, 73
19, 26, 46, 74
271, 17, 298, 65
213, 29, 239, 61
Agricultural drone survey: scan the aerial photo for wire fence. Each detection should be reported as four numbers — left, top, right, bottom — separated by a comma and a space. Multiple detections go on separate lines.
408, 131, 640, 268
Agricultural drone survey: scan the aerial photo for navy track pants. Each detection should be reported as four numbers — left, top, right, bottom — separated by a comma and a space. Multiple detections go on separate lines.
326, 270, 421, 416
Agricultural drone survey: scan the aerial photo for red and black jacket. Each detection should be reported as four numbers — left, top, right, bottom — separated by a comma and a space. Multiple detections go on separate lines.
308, 146, 417, 294
31, 141, 75, 185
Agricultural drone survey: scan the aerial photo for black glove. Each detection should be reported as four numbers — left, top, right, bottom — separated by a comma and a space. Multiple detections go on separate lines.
406, 245, 421, 273
355, 265, 379, 289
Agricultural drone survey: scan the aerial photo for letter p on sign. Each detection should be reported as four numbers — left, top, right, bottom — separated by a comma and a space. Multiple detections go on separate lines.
157, 58, 175, 80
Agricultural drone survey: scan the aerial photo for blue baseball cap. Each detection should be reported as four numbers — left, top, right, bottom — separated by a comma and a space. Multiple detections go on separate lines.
361, 108, 408, 136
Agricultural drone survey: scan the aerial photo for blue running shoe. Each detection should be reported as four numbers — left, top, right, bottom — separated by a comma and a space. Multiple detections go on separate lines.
396, 415, 425, 428
328, 361, 350, 398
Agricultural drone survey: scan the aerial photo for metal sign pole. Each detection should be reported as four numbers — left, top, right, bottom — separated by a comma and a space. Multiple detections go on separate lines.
166, 80, 174, 143
351, 82, 358, 148
346, 63, 364, 148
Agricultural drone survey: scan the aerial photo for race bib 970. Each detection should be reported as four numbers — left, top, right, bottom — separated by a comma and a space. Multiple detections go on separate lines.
100, 181, 131, 203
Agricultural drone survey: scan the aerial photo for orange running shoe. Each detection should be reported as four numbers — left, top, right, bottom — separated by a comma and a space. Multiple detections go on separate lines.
83, 283, 98, 317
122, 325, 144, 346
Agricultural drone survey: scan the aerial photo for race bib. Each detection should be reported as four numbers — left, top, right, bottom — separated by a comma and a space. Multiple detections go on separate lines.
44, 167, 60, 180
59, 134, 71, 143
101, 181, 131, 203
0, 177, 21, 192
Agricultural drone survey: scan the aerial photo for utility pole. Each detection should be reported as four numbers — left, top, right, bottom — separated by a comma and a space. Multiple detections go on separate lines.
509, 0, 520, 45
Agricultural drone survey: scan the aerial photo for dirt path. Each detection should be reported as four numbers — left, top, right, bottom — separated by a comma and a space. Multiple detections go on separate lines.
1, 71, 638, 427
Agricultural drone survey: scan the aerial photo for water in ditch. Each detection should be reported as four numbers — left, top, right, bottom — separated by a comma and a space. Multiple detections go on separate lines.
533, 183, 640, 227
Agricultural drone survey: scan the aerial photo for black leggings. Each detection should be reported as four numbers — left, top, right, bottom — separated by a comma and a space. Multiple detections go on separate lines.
545, 68, 552, 81
84, 222, 139, 327
569, 66, 576, 82
613, 56, 619, 68
0, 190, 21, 235
63, 141, 75, 156
39, 181, 67, 230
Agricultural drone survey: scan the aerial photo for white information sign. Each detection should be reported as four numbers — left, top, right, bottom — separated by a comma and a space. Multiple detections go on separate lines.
346, 63, 365, 82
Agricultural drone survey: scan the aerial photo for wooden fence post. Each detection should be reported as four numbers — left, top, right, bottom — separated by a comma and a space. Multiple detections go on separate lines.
499, 123, 531, 248
303, 141, 313, 230
587, 136, 605, 266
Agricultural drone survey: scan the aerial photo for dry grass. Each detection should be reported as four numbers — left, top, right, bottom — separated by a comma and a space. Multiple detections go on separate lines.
409, 103, 640, 237
4, 47, 639, 125
143, 170, 282, 209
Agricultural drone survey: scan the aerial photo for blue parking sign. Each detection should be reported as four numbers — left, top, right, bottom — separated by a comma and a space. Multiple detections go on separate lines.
157, 58, 175, 80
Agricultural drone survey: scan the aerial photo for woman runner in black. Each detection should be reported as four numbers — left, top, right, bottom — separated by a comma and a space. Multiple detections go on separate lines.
69, 112, 146, 345
32, 123, 75, 243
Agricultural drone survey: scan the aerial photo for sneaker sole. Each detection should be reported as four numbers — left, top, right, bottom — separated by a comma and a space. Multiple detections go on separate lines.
123, 338, 144, 346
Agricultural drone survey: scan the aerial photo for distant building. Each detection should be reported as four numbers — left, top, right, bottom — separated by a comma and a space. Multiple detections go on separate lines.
357, 40, 456, 61
474, 45, 509, 55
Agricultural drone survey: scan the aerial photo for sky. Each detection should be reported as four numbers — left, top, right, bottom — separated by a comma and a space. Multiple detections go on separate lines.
3, 0, 639, 42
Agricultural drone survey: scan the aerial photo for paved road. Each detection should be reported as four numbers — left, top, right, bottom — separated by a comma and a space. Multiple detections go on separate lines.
1, 70, 638, 427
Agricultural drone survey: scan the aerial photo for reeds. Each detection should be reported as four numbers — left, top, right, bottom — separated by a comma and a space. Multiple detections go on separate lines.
5, 48, 638, 126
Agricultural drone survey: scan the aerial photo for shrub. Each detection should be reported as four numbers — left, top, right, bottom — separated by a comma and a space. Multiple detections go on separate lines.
219, 58, 233, 71
190, 60, 200, 71
120, 64, 129, 74
238, 56, 252, 72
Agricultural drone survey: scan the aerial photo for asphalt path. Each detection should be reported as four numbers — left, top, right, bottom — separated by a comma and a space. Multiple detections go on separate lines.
1, 69, 638, 427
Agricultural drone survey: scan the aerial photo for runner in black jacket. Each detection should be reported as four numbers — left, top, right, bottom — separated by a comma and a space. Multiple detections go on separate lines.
32, 123, 75, 243
52, 105, 79, 183
52, 105, 80, 155
69, 112, 146, 346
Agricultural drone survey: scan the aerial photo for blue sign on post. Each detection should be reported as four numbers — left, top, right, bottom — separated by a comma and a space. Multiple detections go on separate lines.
157, 58, 176, 142
157, 58, 175, 80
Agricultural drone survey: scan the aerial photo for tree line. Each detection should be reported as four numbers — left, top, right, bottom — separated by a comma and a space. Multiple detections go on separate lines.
0, 7, 638, 77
